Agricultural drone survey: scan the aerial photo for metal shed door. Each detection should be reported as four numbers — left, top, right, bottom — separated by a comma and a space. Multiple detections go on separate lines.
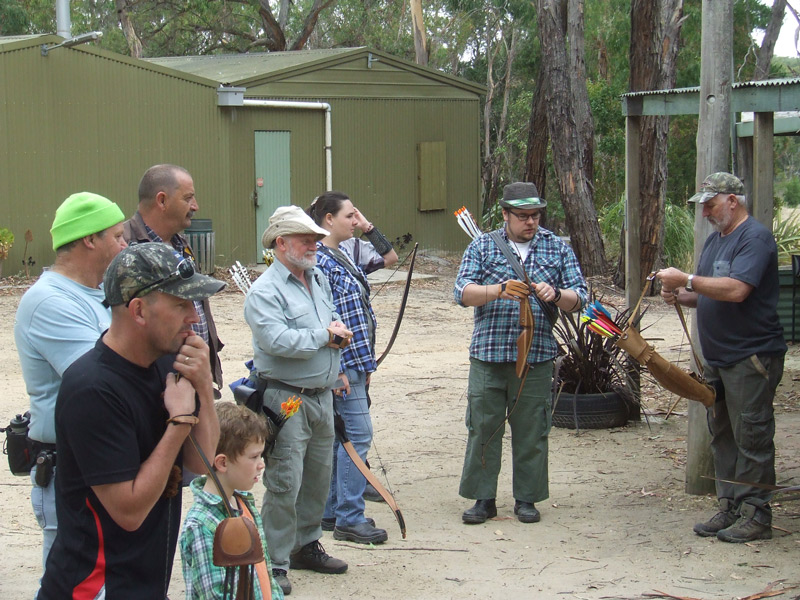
255, 131, 291, 262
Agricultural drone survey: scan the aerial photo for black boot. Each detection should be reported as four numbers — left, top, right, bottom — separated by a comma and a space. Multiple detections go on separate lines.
462, 499, 497, 524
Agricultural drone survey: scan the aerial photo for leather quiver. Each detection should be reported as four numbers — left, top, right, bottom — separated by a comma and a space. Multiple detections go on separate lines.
212, 516, 265, 567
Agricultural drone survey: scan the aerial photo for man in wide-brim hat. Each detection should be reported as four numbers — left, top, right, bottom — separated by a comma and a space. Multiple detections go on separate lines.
454, 181, 588, 525
245, 205, 353, 596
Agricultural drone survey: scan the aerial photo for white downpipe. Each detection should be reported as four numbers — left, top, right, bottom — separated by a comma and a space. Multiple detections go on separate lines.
56, 0, 71, 39
242, 99, 333, 190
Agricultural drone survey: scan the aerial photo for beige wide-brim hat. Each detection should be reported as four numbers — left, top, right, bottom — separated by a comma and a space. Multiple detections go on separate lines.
261, 205, 330, 248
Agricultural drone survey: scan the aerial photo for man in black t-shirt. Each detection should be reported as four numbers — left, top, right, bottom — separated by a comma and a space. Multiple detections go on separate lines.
658, 172, 786, 544
39, 243, 225, 599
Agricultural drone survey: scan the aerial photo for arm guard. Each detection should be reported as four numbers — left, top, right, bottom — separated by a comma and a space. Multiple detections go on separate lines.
365, 226, 393, 256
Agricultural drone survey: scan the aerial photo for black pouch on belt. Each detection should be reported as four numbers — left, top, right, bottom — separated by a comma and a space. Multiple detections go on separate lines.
34, 450, 55, 487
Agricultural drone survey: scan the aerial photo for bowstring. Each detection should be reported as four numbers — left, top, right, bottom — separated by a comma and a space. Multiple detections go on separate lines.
368, 245, 417, 303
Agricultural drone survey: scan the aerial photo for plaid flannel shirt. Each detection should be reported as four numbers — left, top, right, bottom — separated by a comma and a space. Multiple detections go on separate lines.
179, 477, 283, 600
454, 227, 587, 364
316, 243, 377, 374
143, 225, 209, 343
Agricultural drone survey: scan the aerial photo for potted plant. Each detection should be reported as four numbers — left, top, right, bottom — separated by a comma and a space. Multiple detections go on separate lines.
0, 228, 13, 278
551, 297, 640, 429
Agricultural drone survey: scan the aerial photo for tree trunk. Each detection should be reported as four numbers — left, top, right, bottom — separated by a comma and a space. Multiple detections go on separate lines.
524, 63, 549, 198
754, 0, 786, 80
537, 0, 607, 276
614, 0, 684, 288
410, 0, 428, 65
291, 0, 338, 50
567, 0, 593, 184
116, 0, 142, 58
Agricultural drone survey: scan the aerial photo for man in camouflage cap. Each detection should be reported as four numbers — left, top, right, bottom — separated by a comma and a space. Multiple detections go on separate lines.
39, 243, 224, 598
657, 172, 785, 543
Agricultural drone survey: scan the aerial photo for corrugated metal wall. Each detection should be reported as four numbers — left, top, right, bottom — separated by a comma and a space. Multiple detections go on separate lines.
1, 42, 482, 272
0, 42, 231, 274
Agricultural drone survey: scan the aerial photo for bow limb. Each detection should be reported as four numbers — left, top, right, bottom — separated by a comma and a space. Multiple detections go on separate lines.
376, 243, 418, 367
334, 414, 407, 538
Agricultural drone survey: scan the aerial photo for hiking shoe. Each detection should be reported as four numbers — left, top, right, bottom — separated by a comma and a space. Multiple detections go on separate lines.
693, 499, 738, 537
364, 482, 385, 503
694, 509, 738, 537
322, 516, 375, 532
717, 503, 772, 543
514, 500, 541, 523
462, 499, 497, 524
290, 540, 348, 574
272, 568, 292, 595
334, 521, 388, 544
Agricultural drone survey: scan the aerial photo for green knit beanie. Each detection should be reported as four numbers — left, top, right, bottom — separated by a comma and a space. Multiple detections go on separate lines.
50, 192, 125, 251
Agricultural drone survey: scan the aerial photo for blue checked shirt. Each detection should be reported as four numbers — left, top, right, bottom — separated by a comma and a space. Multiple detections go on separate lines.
454, 227, 588, 364
180, 477, 284, 600
316, 243, 377, 374
144, 225, 209, 343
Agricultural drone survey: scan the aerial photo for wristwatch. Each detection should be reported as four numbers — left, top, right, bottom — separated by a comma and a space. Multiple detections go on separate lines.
685, 274, 695, 292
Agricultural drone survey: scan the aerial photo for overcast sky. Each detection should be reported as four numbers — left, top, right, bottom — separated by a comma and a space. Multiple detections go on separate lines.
756, 0, 799, 57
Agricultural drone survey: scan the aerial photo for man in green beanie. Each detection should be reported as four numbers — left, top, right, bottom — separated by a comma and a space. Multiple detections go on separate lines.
14, 191, 127, 592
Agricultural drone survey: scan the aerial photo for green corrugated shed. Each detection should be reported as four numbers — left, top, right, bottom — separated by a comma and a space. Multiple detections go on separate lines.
0, 38, 484, 275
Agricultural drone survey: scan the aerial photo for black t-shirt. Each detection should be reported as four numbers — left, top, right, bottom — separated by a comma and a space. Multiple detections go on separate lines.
40, 339, 181, 600
696, 216, 786, 367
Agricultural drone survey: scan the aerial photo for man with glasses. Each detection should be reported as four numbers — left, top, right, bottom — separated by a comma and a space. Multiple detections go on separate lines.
39, 243, 224, 599
657, 172, 786, 543
454, 182, 587, 525
15, 192, 127, 592
245, 206, 352, 596
124, 164, 224, 394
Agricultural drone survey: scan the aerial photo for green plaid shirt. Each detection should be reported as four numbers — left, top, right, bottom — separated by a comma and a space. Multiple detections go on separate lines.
180, 477, 284, 600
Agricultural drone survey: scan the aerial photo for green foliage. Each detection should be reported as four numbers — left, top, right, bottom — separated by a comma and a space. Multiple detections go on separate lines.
600, 196, 694, 272
0, 228, 14, 261
783, 178, 800, 208
773, 208, 800, 266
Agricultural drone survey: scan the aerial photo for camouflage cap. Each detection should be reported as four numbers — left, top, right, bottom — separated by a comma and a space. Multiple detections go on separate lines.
498, 182, 547, 210
103, 242, 226, 306
688, 172, 745, 203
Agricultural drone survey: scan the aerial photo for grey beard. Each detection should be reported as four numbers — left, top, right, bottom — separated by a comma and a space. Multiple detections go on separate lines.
286, 252, 316, 270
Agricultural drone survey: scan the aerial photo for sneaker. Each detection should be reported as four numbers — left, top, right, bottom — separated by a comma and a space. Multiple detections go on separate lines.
322, 516, 375, 532
333, 521, 388, 544
514, 500, 541, 523
364, 482, 385, 503
462, 499, 497, 524
693, 499, 737, 537
717, 503, 772, 543
272, 568, 292, 595
290, 540, 348, 574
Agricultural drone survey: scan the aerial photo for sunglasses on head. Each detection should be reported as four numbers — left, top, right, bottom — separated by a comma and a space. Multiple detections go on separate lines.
125, 258, 195, 306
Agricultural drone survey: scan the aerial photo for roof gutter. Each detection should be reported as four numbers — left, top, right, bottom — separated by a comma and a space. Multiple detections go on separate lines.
217, 87, 332, 190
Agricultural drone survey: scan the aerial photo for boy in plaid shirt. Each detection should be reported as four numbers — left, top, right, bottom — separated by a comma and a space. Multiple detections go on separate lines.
180, 402, 283, 599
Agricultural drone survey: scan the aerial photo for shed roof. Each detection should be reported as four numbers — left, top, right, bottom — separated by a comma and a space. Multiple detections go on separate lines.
621, 76, 800, 116
148, 47, 486, 96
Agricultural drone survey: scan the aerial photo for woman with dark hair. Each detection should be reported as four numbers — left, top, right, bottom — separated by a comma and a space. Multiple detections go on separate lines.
307, 192, 395, 544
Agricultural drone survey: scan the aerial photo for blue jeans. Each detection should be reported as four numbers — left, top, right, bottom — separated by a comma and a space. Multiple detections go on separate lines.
324, 369, 373, 527
31, 465, 57, 597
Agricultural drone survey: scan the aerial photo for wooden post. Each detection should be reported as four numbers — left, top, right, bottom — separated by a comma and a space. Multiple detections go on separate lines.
752, 112, 775, 229
686, 0, 734, 496
625, 114, 642, 414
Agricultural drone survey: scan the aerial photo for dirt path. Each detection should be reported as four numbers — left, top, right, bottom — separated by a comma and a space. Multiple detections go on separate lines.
1, 255, 798, 599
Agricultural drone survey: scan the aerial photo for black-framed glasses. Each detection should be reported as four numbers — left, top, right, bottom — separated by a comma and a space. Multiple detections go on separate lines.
125, 258, 195, 306
508, 210, 542, 223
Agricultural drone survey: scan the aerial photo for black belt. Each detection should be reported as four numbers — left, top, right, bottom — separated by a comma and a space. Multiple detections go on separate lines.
31, 441, 56, 453
259, 377, 328, 398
